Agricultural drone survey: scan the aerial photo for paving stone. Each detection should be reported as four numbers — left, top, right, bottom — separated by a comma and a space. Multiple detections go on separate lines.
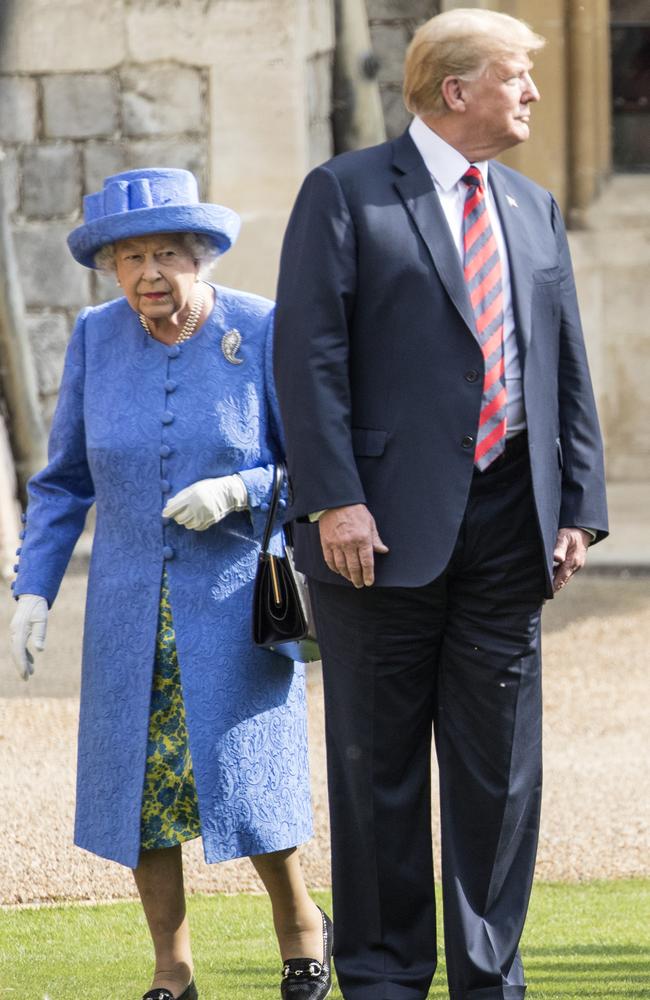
22, 144, 81, 218
14, 224, 90, 309
83, 142, 127, 194
25, 312, 70, 396
121, 64, 203, 137
0, 77, 38, 142
43, 74, 119, 139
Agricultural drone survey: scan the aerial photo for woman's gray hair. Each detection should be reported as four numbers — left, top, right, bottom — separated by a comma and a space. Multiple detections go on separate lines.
94, 232, 220, 274
403, 8, 545, 118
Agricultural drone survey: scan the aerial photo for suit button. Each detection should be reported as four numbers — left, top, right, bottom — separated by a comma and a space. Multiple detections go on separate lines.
163, 545, 175, 560
164, 379, 177, 392
19, 530, 26, 540
159, 444, 172, 458
161, 480, 171, 493
20, 513, 27, 524
167, 345, 181, 358
465, 370, 479, 382
161, 411, 174, 424
15, 547, 22, 556
461, 435, 475, 449
13, 563, 19, 572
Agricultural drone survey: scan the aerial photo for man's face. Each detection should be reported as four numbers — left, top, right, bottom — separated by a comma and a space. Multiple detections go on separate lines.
459, 54, 540, 158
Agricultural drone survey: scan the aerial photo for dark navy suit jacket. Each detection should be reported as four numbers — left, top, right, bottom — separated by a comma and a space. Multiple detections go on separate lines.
274, 131, 608, 594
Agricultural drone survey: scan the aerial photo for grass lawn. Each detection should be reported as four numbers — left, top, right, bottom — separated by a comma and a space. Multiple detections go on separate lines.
1, 881, 649, 1000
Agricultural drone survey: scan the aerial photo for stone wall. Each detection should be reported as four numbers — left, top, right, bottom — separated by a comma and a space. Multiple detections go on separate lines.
366, 0, 439, 138
0, 65, 210, 420
0, 0, 334, 425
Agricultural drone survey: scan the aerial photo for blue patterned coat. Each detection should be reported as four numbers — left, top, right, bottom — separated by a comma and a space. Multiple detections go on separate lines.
13, 285, 313, 868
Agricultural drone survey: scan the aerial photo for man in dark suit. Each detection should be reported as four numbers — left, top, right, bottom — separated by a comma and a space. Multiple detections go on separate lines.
274, 9, 608, 1000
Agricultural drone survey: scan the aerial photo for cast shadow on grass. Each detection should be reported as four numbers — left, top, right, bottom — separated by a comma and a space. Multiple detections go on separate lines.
520, 944, 650, 999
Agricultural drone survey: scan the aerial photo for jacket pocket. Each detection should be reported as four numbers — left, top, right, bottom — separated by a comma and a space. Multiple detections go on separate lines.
533, 266, 561, 285
352, 427, 388, 457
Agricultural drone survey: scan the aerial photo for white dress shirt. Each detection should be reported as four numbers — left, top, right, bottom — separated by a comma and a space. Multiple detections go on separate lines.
408, 116, 525, 436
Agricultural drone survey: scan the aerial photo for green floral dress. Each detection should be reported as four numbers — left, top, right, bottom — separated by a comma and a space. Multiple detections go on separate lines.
140, 570, 201, 850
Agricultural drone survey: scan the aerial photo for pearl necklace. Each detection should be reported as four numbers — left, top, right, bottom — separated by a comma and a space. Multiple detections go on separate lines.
139, 285, 205, 344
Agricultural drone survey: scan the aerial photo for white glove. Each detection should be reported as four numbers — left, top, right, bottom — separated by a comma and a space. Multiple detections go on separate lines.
162, 474, 249, 531
10, 594, 49, 681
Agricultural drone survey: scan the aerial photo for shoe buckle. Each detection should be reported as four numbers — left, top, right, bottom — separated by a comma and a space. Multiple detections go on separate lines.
309, 962, 322, 977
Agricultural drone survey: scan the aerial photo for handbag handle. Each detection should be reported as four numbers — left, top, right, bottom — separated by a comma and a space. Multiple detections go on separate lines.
260, 464, 285, 556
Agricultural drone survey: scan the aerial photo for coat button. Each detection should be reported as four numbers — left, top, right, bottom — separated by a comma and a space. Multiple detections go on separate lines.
19, 530, 26, 540
13, 563, 19, 572
159, 444, 172, 458
163, 545, 175, 560
160, 480, 171, 493
461, 435, 475, 449
161, 411, 174, 424
167, 345, 181, 358
278, 499, 287, 510
20, 513, 27, 523
465, 370, 479, 382
15, 547, 22, 556
164, 379, 177, 392
260, 502, 270, 512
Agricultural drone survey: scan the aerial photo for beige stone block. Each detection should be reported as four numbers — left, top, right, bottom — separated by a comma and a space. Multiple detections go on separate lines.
601, 337, 650, 481
214, 210, 288, 301
121, 64, 203, 138
208, 60, 308, 210
43, 74, 119, 139
126, 0, 298, 65
0, 0, 126, 72
0, 78, 38, 142
305, 0, 335, 57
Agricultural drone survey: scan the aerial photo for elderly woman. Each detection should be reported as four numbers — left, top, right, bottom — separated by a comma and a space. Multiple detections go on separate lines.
9, 168, 331, 1000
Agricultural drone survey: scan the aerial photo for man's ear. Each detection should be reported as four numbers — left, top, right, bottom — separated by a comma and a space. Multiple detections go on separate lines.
440, 75, 467, 113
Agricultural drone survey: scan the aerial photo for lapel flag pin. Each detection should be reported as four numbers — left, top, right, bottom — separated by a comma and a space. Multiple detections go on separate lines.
506, 194, 519, 208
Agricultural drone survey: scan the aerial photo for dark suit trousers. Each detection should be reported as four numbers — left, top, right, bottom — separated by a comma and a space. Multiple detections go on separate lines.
309, 440, 547, 1000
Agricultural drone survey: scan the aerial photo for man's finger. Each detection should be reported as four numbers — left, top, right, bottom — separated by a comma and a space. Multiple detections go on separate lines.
359, 543, 376, 587
332, 546, 353, 582
343, 548, 366, 588
372, 529, 389, 555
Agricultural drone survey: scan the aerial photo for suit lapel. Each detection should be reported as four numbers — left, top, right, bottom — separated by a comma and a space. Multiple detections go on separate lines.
392, 132, 477, 338
489, 165, 534, 362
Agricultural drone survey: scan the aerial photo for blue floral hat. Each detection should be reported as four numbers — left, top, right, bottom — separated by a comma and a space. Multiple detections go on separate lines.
67, 167, 241, 268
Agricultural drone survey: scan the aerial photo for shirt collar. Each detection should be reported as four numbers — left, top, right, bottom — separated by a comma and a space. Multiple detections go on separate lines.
408, 116, 489, 192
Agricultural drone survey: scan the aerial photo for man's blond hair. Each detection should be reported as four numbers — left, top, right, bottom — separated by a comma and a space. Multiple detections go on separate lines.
403, 8, 545, 118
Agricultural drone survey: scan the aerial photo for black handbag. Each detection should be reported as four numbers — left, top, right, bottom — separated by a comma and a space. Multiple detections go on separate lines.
252, 464, 320, 663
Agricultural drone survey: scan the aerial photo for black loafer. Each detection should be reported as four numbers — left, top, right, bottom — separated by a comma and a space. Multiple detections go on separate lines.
142, 980, 198, 1000
280, 906, 333, 999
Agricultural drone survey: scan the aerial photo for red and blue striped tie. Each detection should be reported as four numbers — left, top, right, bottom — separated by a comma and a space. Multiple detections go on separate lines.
462, 166, 507, 470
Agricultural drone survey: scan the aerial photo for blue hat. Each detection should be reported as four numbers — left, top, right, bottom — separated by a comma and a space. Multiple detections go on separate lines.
67, 168, 241, 268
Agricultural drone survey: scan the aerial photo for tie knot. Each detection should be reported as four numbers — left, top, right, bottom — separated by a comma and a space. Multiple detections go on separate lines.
463, 166, 484, 190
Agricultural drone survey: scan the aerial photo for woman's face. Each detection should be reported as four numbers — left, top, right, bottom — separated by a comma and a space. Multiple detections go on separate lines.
114, 233, 200, 322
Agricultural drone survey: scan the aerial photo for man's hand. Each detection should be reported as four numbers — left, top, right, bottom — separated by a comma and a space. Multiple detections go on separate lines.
319, 504, 389, 588
552, 527, 591, 593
